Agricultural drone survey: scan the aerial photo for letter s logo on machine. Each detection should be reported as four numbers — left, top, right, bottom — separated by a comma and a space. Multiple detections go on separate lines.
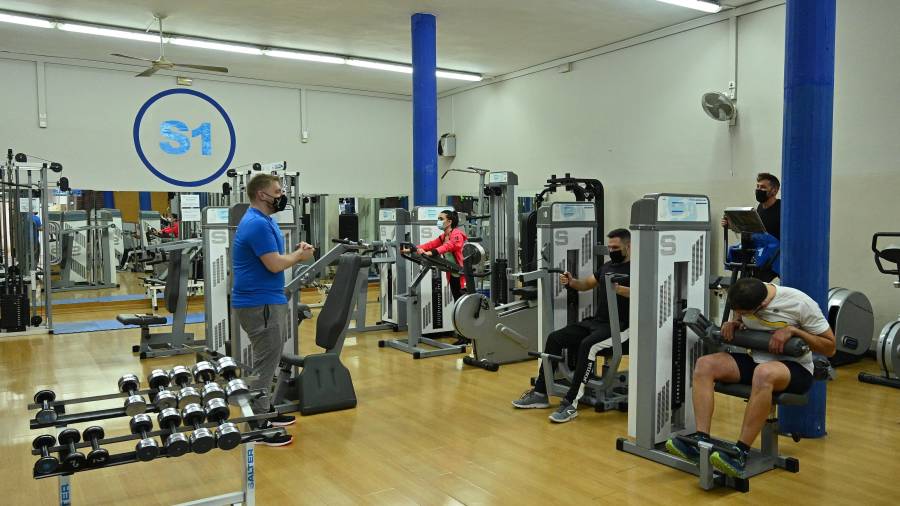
660, 235, 677, 255
133, 89, 236, 187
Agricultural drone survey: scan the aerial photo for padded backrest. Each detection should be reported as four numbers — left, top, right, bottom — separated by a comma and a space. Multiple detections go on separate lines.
315, 253, 363, 349
165, 250, 183, 313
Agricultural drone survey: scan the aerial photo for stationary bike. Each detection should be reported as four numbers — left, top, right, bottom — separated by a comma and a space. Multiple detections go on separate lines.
858, 232, 900, 389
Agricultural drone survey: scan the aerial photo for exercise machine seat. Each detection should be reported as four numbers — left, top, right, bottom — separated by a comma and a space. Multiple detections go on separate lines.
116, 314, 168, 326
714, 382, 809, 406
512, 286, 538, 301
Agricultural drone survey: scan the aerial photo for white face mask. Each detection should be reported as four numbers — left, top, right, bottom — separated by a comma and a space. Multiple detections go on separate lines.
436, 219, 446, 229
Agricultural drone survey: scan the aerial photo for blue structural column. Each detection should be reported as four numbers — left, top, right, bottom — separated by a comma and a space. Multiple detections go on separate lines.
778, 0, 836, 438
139, 192, 152, 211
103, 191, 115, 209
411, 13, 438, 207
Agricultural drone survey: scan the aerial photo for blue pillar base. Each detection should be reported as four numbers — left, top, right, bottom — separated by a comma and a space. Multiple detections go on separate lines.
778, 380, 827, 438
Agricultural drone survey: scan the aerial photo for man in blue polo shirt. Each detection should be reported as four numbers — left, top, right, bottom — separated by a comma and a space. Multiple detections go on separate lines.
232, 173, 314, 447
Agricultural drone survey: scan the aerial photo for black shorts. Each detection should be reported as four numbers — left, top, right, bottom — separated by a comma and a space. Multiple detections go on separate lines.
729, 353, 813, 395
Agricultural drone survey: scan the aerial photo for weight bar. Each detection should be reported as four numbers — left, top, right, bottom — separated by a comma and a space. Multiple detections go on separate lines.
82, 426, 109, 466
182, 403, 215, 454
129, 414, 159, 462
157, 408, 190, 457
147, 369, 177, 410
32, 434, 59, 474
117, 374, 147, 416
58, 428, 86, 470
192, 361, 225, 403
34, 390, 57, 424
170, 365, 201, 408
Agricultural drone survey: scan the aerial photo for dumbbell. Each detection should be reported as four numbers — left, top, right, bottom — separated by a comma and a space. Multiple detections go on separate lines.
129, 413, 160, 462
181, 403, 215, 454
216, 357, 251, 402
58, 428, 86, 470
192, 361, 225, 403
82, 426, 109, 467
147, 369, 177, 410
34, 390, 57, 424
118, 374, 147, 416
157, 408, 190, 457
170, 366, 201, 408
32, 434, 59, 474
205, 398, 241, 451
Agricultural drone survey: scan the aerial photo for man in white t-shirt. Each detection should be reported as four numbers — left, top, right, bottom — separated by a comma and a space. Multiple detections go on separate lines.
667, 277, 835, 478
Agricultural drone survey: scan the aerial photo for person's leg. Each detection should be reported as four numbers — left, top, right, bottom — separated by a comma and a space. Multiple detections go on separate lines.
449, 276, 462, 300
737, 361, 792, 446
236, 304, 287, 415
534, 324, 590, 394
563, 323, 612, 406
692, 352, 745, 435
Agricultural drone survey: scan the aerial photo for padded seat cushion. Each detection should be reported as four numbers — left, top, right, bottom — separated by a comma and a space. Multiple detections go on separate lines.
116, 313, 168, 326
714, 382, 809, 406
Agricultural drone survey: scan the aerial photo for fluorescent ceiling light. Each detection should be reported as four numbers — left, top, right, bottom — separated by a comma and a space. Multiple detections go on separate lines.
347, 59, 413, 74
0, 12, 54, 28
656, 0, 722, 13
171, 37, 263, 55
436, 70, 482, 82
58, 23, 162, 43
264, 49, 346, 64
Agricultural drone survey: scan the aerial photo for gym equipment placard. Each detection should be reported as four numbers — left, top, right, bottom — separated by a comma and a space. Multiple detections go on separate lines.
133, 88, 236, 187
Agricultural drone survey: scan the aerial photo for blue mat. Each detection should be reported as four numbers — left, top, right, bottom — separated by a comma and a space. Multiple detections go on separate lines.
53, 313, 205, 334
54, 294, 151, 305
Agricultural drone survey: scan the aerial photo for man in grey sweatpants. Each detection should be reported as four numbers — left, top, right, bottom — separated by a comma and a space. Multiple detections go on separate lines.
231, 173, 314, 446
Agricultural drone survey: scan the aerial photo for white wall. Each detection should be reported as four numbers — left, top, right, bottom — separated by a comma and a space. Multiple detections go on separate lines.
439, 1, 900, 335
0, 58, 412, 195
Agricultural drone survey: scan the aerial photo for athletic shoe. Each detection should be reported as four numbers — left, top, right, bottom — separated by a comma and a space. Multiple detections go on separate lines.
452, 336, 471, 346
251, 420, 294, 447
511, 389, 551, 409
666, 437, 700, 464
269, 412, 296, 427
710, 448, 747, 478
548, 401, 578, 423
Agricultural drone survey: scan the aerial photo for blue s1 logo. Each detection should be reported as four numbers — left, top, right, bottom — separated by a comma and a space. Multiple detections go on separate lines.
160, 120, 212, 156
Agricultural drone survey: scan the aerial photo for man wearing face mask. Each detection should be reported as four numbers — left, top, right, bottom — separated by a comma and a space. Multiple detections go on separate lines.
666, 277, 834, 478
513, 228, 631, 423
722, 172, 781, 240
231, 173, 315, 446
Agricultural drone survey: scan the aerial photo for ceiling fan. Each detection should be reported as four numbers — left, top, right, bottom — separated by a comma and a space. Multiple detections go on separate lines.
111, 15, 228, 77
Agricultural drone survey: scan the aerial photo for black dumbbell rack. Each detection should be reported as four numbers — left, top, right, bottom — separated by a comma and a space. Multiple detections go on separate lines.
27, 365, 287, 505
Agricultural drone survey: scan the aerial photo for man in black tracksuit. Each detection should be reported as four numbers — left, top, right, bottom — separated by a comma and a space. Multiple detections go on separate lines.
512, 228, 631, 423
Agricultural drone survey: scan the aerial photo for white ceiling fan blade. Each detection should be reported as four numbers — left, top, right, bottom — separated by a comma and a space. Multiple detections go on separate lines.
136, 66, 160, 77
111, 53, 156, 62
172, 63, 229, 73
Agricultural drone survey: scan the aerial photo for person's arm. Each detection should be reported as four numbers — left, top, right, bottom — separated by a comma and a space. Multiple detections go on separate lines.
259, 246, 313, 273
418, 236, 444, 253
769, 302, 836, 356
434, 229, 465, 255
614, 284, 630, 298
562, 273, 599, 292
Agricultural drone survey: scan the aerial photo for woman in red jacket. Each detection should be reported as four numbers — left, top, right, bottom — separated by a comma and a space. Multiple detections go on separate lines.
413, 209, 468, 300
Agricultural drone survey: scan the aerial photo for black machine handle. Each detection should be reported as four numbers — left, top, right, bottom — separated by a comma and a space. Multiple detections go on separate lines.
872, 232, 900, 276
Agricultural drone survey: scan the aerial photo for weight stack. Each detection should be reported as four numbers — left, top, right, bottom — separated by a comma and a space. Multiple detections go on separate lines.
0, 293, 30, 332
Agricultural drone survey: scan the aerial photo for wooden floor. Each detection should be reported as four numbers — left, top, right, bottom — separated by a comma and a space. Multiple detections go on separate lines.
2, 293, 899, 505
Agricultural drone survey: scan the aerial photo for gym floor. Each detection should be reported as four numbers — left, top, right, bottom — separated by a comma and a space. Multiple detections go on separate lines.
2, 287, 898, 505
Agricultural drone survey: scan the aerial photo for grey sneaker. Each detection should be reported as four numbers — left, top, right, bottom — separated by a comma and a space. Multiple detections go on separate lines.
548, 401, 578, 423
512, 389, 550, 409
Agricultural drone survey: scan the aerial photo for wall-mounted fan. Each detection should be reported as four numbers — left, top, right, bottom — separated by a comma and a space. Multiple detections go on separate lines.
701, 90, 737, 125
110, 15, 228, 77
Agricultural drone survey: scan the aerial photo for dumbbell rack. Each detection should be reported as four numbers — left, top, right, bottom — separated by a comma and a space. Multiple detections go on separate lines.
28, 379, 284, 505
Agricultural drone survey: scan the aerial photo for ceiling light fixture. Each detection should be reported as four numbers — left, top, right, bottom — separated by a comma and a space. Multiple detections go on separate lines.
264, 49, 346, 64
436, 70, 482, 82
347, 59, 413, 74
656, 0, 722, 13
58, 23, 162, 43
0, 12, 54, 28
171, 37, 263, 55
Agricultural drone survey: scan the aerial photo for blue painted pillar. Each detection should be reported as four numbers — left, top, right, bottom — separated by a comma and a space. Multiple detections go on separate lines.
778, 0, 836, 438
139, 192, 152, 211
103, 191, 115, 209
411, 13, 437, 206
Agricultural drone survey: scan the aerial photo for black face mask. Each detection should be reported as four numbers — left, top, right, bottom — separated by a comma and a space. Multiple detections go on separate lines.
264, 193, 288, 213
609, 249, 625, 263
755, 189, 769, 203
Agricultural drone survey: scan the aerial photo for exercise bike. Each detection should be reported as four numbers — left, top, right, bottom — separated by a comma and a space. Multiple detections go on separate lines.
858, 232, 900, 389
